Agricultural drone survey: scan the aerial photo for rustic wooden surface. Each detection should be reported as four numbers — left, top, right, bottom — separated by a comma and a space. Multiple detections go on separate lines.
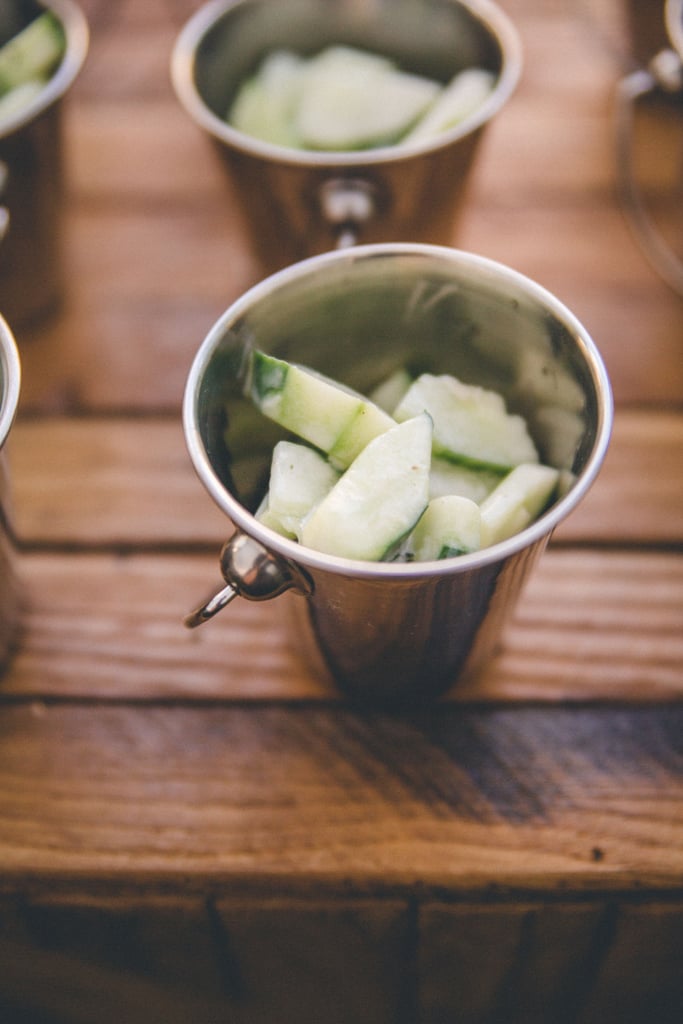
1, 1, 683, 1022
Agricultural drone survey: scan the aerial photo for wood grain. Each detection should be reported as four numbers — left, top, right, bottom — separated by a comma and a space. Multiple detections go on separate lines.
0, 702, 682, 893
7, 409, 683, 549
2, 0, 683, 1020
0, 548, 680, 702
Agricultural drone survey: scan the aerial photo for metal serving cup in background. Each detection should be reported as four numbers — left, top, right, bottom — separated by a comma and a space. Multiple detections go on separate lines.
0, 0, 89, 330
183, 244, 613, 705
615, 0, 683, 297
171, 0, 521, 272
0, 314, 21, 674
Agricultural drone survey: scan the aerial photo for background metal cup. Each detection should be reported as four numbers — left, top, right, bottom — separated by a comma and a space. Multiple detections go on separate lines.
0, 0, 89, 331
0, 313, 22, 674
171, 0, 522, 273
183, 244, 613, 705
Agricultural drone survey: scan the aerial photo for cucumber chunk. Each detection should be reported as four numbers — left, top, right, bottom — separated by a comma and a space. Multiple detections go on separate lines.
0, 78, 43, 123
295, 45, 440, 150
0, 12, 64, 96
404, 68, 496, 143
479, 463, 560, 546
227, 50, 304, 147
247, 350, 395, 468
409, 494, 482, 560
300, 413, 432, 560
428, 456, 503, 503
257, 440, 339, 539
393, 373, 539, 471
368, 367, 413, 414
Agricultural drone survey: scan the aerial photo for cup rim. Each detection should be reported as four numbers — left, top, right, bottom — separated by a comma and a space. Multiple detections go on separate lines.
170, 0, 523, 167
184, 243, 614, 581
666, 0, 683, 59
0, 314, 20, 448
0, 0, 89, 140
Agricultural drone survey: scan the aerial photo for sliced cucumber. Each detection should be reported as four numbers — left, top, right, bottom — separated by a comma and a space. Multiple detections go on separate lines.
254, 494, 294, 538
258, 440, 339, 539
368, 367, 413, 413
409, 494, 481, 560
295, 45, 440, 150
393, 373, 539, 472
0, 12, 64, 96
0, 78, 43, 124
247, 350, 395, 468
227, 50, 304, 147
479, 463, 559, 546
300, 413, 432, 560
428, 456, 503, 503
404, 68, 496, 144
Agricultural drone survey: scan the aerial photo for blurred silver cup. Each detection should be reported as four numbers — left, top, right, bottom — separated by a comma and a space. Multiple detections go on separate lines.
616, 0, 683, 296
0, 0, 89, 330
0, 313, 21, 674
183, 244, 613, 705
171, 0, 521, 273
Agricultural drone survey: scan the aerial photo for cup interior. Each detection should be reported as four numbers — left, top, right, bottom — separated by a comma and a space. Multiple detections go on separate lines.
186, 245, 612, 562
177, 0, 520, 158
0, 0, 89, 137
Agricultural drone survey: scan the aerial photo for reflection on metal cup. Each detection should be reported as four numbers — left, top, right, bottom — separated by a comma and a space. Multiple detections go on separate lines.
183, 244, 613, 705
171, 0, 522, 273
0, 313, 21, 674
0, 0, 88, 331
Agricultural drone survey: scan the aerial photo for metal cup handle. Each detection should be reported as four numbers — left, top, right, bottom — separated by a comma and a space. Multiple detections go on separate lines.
615, 47, 683, 297
184, 530, 312, 628
318, 177, 381, 249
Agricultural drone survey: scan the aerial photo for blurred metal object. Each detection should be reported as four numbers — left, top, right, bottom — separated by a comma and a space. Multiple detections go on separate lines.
171, 0, 522, 274
615, 0, 683, 297
183, 244, 612, 705
0, 312, 21, 674
0, 0, 89, 330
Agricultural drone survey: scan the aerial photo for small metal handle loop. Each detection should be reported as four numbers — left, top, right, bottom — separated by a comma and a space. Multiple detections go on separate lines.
318, 177, 380, 249
184, 530, 312, 628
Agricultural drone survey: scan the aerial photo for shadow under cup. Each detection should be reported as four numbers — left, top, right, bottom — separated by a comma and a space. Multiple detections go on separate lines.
171, 0, 521, 273
184, 245, 613, 705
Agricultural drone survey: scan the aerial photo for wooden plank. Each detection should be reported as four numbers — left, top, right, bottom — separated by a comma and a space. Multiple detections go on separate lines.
0, 704, 682, 893
1, 547, 680, 702
0, 894, 411, 1024
7, 410, 683, 548
419, 901, 683, 1024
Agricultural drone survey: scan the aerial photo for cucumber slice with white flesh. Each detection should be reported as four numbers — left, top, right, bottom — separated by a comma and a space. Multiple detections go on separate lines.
393, 373, 539, 471
404, 68, 496, 143
257, 440, 339, 538
300, 413, 432, 561
0, 12, 64, 95
0, 78, 43, 123
429, 456, 502, 503
227, 50, 305, 147
368, 367, 413, 414
248, 349, 395, 469
479, 463, 560, 547
409, 494, 481, 560
295, 45, 440, 150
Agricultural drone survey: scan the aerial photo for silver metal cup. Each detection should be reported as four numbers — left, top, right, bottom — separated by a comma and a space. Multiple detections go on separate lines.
0, 313, 22, 674
615, 0, 683, 297
0, 0, 89, 330
183, 244, 613, 705
171, 0, 522, 272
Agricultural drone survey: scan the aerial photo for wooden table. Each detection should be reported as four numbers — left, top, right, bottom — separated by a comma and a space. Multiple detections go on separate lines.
2, 1, 682, 1021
